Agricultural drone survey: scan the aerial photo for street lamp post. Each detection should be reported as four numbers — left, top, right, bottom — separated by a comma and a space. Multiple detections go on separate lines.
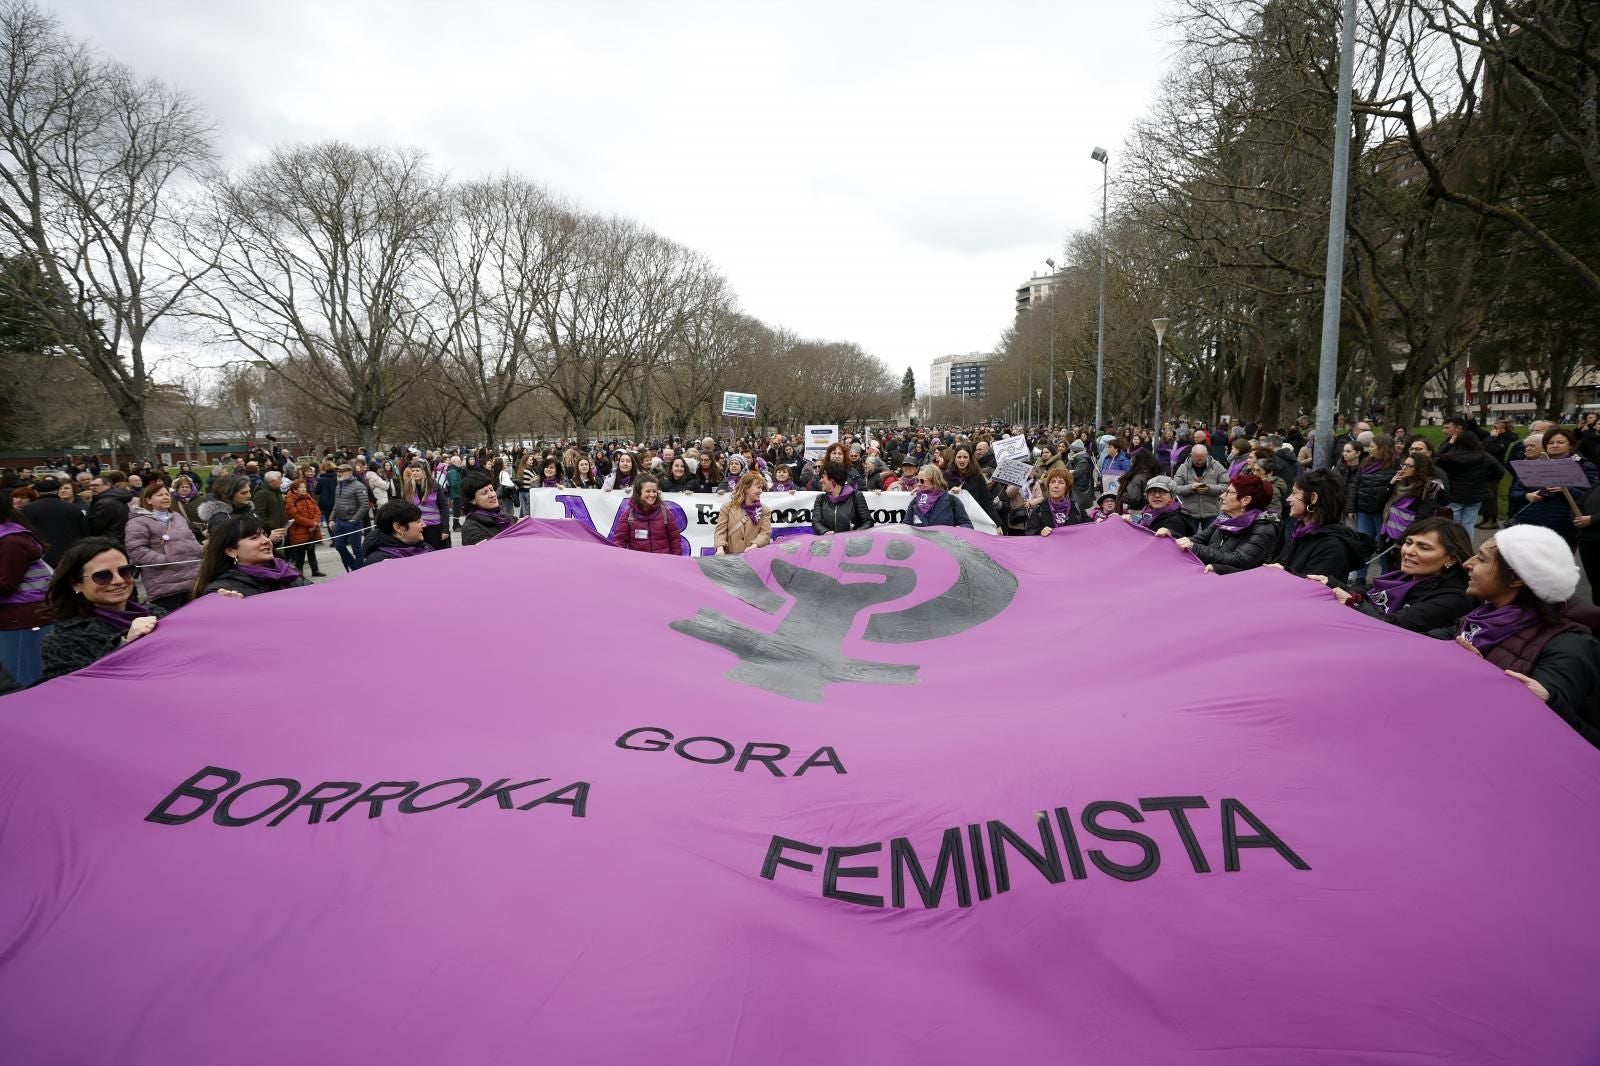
251, 358, 272, 442
1152, 318, 1169, 434
1090, 146, 1109, 432
1065, 370, 1074, 430
1045, 257, 1057, 428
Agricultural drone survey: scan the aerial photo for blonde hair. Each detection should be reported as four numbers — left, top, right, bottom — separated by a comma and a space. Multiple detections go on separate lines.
917, 465, 947, 491
731, 470, 766, 505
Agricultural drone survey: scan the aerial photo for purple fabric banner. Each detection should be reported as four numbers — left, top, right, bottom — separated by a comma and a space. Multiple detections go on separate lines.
2, 521, 1598, 1063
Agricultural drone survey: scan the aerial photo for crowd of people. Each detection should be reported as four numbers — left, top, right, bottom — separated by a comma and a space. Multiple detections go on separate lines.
2, 412, 1597, 745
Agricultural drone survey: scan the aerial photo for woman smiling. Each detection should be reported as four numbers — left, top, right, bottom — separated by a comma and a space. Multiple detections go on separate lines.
40, 537, 164, 681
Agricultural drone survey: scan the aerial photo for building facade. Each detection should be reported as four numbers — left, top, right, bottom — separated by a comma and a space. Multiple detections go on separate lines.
1014, 271, 1064, 315
930, 352, 995, 401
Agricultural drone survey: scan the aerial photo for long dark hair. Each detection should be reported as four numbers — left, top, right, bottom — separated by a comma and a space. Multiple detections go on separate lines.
1293, 468, 1346, 526
46, 537, 128, 620
192, 515, 269, 600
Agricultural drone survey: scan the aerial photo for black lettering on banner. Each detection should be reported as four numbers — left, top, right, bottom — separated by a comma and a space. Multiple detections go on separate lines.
400, 778, 483, 814
214, 778, 302, 827
822, 843, 885, 908
674, 737, 735, 765
516, 781, 590, 817
328, 781, 419, 822
1139, 796, 1213, 873
1221, 797, 1311, 872
460, 778, 550, 810
794, 746, 846, 776
268, 781, 363, 827
761, 835, 823, 880
144, 765, 242, 825
890, 829, 972, 909
1081, 801, 1161, 882
696, 504, 719, 523
987, 813, 1065, 893
734, 743, 790, 776
966, 823, 992, 901
1051, 806, 1089, 880
616, 727, 672, 752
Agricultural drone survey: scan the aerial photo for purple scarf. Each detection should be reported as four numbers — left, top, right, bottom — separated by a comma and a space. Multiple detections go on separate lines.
741, 504, 763, 525
1213, 508, 1263, 533
1290, 520, 1319, 541
472, 507, 513, 529
378, 542, 432, 560
825, 484, 856, 505
1365, 570, 1422, 615
92, 600, 154, 633
1457, 603, 1537, 653
915, 490, 944, 515
1227, 458, 1249, 480
1360, 460, 1386, 475
1138, 499, 1180, 526
540, 478, 561, 488
1046, 496, 1075, 525
234, 557, 303, 587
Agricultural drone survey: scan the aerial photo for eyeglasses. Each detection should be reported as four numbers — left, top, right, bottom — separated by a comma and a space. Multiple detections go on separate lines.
87, 564, 139, 585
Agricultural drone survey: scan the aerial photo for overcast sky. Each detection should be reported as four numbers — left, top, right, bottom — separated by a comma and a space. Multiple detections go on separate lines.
51, 0, 1173, 386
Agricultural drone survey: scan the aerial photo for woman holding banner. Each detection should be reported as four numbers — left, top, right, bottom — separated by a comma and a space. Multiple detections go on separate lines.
459, 471, 514, 546
602, 452, 638, 493
567, 457, 600, 490
1329, 517, 1472, 633
902, 466, 973, 530
40, 537, 163, 681
1025, 467, 1084, 536
1509, 427, 1598, 547
1159, 473, 1276, 575
192, 517, 312, 599
715, 472, 773, 555
811, 465, 874, 534
613, 476, 682, 555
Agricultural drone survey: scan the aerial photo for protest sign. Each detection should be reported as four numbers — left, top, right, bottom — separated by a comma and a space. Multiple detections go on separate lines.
721, 391, 758, 419
803, 424, 839, 461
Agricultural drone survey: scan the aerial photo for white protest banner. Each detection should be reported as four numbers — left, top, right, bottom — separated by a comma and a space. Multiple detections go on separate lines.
528, 487, 997, 556
994, 457, 1033, 487
722, 391, 758, 419
803, 425, 839, 461
992, 434, 1029, 465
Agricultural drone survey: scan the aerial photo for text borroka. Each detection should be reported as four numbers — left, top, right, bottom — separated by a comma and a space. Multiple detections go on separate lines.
761, 797, 1309, 909
145, 766, 590, 828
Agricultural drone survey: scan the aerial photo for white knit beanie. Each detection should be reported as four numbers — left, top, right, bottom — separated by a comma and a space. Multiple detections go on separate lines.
1494, 525, 1579, 604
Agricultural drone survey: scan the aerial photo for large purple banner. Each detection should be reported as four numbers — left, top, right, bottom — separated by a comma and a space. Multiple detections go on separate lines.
1, 521, 1597, 1062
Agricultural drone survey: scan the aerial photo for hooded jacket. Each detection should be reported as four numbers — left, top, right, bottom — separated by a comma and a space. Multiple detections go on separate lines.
1173, 457, 1229, 519
87, 486, 135, 543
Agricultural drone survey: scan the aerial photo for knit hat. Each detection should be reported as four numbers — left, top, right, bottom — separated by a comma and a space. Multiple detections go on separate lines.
1495, 525, 1579, 604
1069, 440, 1086, 455
1146, 475, 1176, 494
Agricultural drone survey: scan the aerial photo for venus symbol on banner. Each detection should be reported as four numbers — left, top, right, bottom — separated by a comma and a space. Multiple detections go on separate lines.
671, 529, 1017, 701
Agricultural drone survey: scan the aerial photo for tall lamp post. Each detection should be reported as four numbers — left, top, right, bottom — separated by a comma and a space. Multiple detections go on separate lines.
251, 358, 273, 442
1151, 317, 1169, 433
1045, 257, 1057, 427
1065, 370, 1074, 431
1090, 146, 1109, 432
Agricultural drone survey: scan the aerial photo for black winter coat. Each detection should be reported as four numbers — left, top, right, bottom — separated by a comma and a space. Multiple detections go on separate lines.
40, 606, 167, 681
1189, 513, 1279, 574
1276, 523, 1367, 586
1353, 567, 1470, 633
1349, 463, 1397, 516
461, 508, 511, 545
1434, 450, 1505, 506
1025, 499, 1087, 534
201, 568, 311, 598
811, 490, 875, 534
87, 487, 135, 543
1136, 507, 1197, 539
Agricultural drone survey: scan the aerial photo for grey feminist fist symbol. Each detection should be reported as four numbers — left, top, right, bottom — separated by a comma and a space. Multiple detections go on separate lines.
670, 529, 1018, 703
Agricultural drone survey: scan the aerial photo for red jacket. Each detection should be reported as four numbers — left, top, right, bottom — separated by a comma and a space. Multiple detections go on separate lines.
612, 503, 682, 554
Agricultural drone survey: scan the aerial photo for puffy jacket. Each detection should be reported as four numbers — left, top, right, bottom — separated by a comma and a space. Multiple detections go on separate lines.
714, 502, 772, 555
612, 502, 683, 554
123, 507, 203, 601
1133, 507, 1197, 539
1276, 522, 1367, 586
901, 492, 973, 530
1349, 462, 1397, 516
285, 491, 322, 546
41, 608, 167, 681
1353, 567, 1471, 633
1173, 457, 1229, 519
1189, 512, 1279, 574
460, 508, 510, 546
330, 476, 371, 523
811, 489, 875, 534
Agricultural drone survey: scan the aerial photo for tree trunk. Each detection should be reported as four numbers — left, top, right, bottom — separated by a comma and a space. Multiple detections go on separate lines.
119, 402, 152, 461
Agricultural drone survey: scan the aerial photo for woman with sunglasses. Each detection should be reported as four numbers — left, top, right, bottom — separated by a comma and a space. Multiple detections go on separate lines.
901, 466, 973, 529
191, 517, 311, 599
40, 537, 163, 681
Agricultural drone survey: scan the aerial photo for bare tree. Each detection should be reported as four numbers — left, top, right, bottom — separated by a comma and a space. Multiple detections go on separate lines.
0, 0, 215, 457
193, 141, 446, 451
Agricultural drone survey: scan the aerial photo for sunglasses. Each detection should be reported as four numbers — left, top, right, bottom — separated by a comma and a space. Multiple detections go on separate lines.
87, 564, 139, 586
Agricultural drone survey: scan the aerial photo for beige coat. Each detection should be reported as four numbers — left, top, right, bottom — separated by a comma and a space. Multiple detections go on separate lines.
714, 501, 773, 555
